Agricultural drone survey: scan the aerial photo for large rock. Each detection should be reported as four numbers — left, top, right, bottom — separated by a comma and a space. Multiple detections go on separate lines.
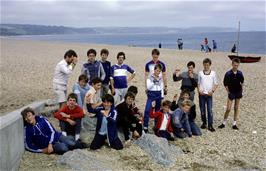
135, 134, 183, 167
57, 149, 111, 171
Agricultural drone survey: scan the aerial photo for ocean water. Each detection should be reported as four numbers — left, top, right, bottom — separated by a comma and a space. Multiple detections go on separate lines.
13, 31, 266, 55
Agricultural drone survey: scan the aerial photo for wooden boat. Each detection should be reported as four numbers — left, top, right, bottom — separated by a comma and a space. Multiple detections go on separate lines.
228, 21, 261, 63
228, 55, 261, 63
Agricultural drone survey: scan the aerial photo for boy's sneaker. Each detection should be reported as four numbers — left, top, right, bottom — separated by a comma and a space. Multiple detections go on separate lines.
144, 128, 148, 133
201, 124, 207, 129
218, 124, 225, 129
232, 125, 239, 130
208, 126, 216, 132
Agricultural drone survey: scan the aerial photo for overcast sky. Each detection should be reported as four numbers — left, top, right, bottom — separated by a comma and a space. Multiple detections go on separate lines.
1, 0, 265, 31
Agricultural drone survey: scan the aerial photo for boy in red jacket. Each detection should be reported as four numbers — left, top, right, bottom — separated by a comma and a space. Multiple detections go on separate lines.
54, 93, 84, 141
150, 100, 174, 141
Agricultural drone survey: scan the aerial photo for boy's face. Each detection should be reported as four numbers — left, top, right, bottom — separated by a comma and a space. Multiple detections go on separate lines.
187, 65, 194, 72
117, 56, 124, 64
154, 68, 162, 77
232, 62, 239, 70
93, 82, 102, 91
66, 55, 75, 64
67, 98, 77, 108
103, 101, 112, 110
79, 80, 87, 88
182, 93, 190, 100
125, 96, 134, 106
24, 112, 36, 125
181, 105, 191, 113
101, 53, 108, 61
203, 62, 211, 71
87, 53, 96, 63
152, 54, 159, 62
162, 105, 170, 113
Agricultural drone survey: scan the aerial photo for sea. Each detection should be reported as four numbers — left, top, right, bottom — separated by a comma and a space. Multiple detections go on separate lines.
11, 31, 266, 55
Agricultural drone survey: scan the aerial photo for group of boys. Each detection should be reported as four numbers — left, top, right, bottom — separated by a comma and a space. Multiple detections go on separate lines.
21, 48, 244, 155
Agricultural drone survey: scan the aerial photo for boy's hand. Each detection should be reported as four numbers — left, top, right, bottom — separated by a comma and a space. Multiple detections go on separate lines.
100, 110, 109, 117
173, 94, 178, 101
73, 57, 78, 65
47, 144, 53, 154
111, 88, 115, 95
188, 70, 194, 78
133, 130, 140, 139
67, 119, 76, 126
208, 91, 214, 96
175, 69, 180, 75
85, 93, 92, 104
60, 112, 70, 118
42, 148, 49, 154
180, 128, 185, 132
151, 101, 156, 108
198, 90, 204, 96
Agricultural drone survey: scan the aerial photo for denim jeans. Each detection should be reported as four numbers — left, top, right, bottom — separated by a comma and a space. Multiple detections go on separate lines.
189, 121, 202, 136
59, 118, 82, 136
53, 135, 76, 154
144, 91, 161, 128
199, 95, 213, 126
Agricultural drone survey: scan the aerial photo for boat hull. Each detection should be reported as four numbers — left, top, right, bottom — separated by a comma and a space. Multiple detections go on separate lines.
228, 55, 261, 63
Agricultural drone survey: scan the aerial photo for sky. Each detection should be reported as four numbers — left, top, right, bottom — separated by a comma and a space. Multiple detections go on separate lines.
1, 0, 265, 31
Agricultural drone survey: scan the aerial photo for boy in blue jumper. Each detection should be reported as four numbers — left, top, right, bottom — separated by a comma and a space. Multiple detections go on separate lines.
100, 48, 111, 97
90, 94, 123, 150
172, 100, 193, 138
72, 74, 90, 108
21, 107, 76, 154
143, 63, 164, 133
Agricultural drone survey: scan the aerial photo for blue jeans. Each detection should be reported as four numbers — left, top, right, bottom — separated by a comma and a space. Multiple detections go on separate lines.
144, 91, 161, 128
189, 121, 202, 136
199, 95, 213, 126
59, 118, 82, 136
53, 135, 76, 154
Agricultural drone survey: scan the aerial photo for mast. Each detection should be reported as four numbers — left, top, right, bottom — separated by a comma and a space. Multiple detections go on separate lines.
237, 21, 240, 56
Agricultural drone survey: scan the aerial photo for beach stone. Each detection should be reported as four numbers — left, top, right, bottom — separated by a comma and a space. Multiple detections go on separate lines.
135, 134, 183, 167
57, 149, 111, 171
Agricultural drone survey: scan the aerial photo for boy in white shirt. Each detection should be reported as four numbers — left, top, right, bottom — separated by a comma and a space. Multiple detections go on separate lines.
198, 58, 218, 132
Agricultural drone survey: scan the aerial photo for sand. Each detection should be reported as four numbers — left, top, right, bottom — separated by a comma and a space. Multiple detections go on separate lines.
1, 38, 265, 170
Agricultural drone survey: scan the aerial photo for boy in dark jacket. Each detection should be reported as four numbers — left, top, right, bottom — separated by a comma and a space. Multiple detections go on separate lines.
21, 107, 76, 154
116, 92, 143, 142
150, 100, 174, 141
90, 94, 123, 150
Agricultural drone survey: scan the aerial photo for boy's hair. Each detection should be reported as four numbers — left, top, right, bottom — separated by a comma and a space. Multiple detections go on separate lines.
187, 61, 195, 68
162, 100, 172, 107
21, 107, 35, 119
232, 58, 240, 64
64, 50, 77, 59
91, 77, 102, 85
181, 100, 192, 107
203, 58, 212, 65
154, 63, 163, 71
152, 49, 160, 55
78, 74, 88, 83
67, 93, 78, 102
100, 49, 109, 56
87, 49, 97, 56
127, 86, 138, 95
124, 92, 135, 100
117, 52, 126, 59
102, 94, 114, 104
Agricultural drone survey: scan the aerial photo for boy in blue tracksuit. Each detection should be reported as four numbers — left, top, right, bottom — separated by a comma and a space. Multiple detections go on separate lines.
172, 100, 193, 138
21, 107, 76, 154
90, 94, 123, 150
143, 63, 164, 133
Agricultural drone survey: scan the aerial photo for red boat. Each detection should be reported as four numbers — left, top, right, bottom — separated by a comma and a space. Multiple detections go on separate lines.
228, 55, 261, 63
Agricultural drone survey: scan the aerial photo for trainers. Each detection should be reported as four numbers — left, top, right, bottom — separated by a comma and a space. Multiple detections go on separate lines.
232, 125, 239, 130
201, 124, 207, 129
144, 128, 148, 133
218, 124, 225, 129
208, 126, 216, 132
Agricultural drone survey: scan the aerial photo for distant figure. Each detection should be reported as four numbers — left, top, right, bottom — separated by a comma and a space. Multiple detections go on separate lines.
212, 40, 217, 52
177, 38, 183, 50
159, 42, 162, 48
204, 38, 210, 53
200, 44, 205, 52
231, 44, 237, 53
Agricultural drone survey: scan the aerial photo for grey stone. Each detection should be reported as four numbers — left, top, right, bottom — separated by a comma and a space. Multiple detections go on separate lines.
135, 134, 183, 167
57, 149, 111, 171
